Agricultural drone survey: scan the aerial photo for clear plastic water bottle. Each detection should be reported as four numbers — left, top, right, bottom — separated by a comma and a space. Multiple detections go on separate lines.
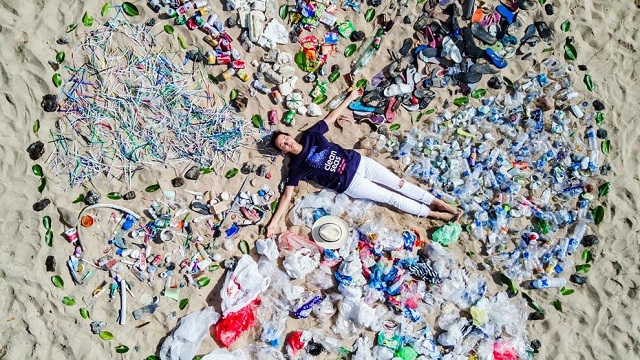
567, 221, 588, 255
531, 277, 567, 289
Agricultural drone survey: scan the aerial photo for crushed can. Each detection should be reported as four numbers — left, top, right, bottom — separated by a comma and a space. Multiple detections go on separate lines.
203, 35, 218, 48
268, 109, 279, 125
235, 68, 249, 82
63, 228, 79, 243
283, 110, 296, 126
271, 90, 283, 104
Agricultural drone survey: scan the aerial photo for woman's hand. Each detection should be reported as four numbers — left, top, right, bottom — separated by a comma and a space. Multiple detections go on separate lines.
266, 222, 278, 238
349, 87, 364, 100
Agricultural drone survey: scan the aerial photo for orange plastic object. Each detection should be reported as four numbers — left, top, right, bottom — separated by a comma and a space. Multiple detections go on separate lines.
81, 215, 94, 227
471, 8, 484, 23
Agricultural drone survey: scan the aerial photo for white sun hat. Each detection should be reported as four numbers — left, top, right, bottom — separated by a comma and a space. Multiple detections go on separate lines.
311, 215, 350, 249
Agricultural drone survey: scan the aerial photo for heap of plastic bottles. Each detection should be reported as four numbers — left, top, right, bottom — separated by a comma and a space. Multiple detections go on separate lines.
375, 57, 606, 286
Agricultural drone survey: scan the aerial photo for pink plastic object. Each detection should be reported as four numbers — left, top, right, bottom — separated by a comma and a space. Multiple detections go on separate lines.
278, 231, 323, 254
493, 340, 518, 360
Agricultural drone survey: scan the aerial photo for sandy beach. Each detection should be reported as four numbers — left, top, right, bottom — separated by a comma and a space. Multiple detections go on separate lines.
1, 0, 639, 359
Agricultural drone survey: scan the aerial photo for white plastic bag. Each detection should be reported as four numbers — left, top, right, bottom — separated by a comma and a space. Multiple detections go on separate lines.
202, 348, 248, 360
159, 307, 220, 360
221, 255, 271, 316
283, 248, 320, 279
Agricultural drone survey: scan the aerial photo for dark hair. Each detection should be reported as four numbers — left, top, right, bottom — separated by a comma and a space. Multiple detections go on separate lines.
270, 131, 289, 151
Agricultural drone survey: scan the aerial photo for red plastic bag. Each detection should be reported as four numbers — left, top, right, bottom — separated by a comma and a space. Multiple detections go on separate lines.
286, 330, 309, 358
212, 298, 261, 347
493, 340, 518, 360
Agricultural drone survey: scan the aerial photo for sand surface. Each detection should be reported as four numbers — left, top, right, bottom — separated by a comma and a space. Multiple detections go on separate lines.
0, 0, 639, 359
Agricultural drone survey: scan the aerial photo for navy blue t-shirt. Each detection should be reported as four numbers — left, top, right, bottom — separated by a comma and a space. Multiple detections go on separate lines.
286, 120, 361, 193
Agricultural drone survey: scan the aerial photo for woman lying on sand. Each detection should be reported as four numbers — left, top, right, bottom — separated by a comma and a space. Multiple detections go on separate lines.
266, 88, 462, 238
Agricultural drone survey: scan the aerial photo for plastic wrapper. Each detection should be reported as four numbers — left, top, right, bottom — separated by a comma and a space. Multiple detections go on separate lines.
289, 190, 347, 226
221, 255, 271, 316
213, 298, 261, 348
283, 248, 320, 279
159, 306, 220, 360
202, 348, 248, 360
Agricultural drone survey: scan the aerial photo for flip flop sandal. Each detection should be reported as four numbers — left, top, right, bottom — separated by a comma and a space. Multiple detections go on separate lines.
348, 101, 378, 112
425, 26, 438, 48
471, 8, 483, 23
462, 27, 485, 58
419, 96, 433, 110
535, 21, 554, 41
502, 46, 517, 59
454, 71, 482, 84
190, 202, 211, 215
429, 21, 447, 39
520, 24, 537, 44
362, 89, 383, 103
413, 13, 430, 31
478, 41, 504, 53
485, 48, 507, 69
496, 4, 516, 24
385, 97, 400, 123
470, 62, 499, 74
406, 66, 421, 86
371, 71, 386, 87
399, 38, 414, 56
401, 95, 420, 111
442, 36, 462, 63
369, 114, 386, 124
461, 0, 475, 20
471, 22, 497, 45
384, 84, 413, 97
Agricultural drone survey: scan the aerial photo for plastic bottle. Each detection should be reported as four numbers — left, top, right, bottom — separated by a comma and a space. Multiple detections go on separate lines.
586, 126, 597, 151
531, 277, 567, 289
567, 221, 588, 255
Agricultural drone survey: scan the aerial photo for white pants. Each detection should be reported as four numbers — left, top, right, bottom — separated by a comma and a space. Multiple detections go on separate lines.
344, 156, 435, 217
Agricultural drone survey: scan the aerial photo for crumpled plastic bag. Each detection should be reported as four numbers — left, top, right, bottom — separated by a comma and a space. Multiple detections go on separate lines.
213, 298, 261, 348
278, 231, 322, 254
221, 255, 271, 316
286, 330, 311, 359
432, 222, 462, 246
159, 306, 220, 360
283, 248, 320, 279
352, 336, 374, 360
256, 238, 279, 261
202, 348, 248, 360
493, 340, 518, 360
395, 346, 418, 360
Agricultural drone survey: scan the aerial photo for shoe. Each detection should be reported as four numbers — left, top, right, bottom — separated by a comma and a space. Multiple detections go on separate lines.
471, 21, 497, 45
485, 48, 507, 69
454, 71, 482, 84
384, 84, 413, 97
442, 36, 462, 63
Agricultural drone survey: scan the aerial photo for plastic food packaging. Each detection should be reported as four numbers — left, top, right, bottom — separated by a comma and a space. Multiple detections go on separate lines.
159, 306, 220, 360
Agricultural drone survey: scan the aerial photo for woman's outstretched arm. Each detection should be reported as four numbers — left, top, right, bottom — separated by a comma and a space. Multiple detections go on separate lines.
323, 88, 363, 127
266, 185, 295, 238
